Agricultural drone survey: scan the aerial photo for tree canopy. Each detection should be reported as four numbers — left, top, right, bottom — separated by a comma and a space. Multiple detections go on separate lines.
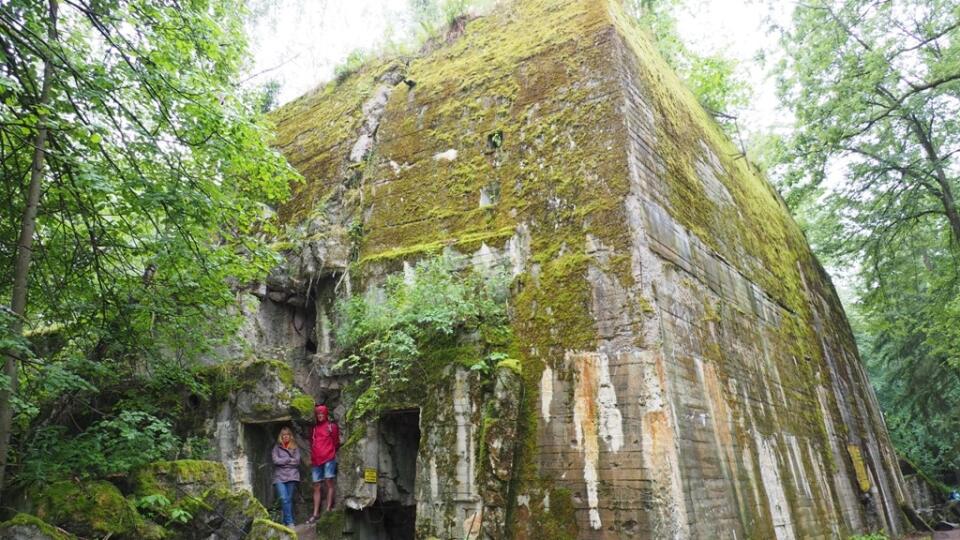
628, 0, 750, 135
0, 0, 296, 489
775, 0, 960, 479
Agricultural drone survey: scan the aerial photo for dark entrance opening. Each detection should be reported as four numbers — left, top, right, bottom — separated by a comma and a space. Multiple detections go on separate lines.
347, 408, 420, 540
244, 421, 309, 521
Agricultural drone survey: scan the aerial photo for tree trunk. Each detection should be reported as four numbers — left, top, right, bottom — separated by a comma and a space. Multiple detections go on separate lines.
910, 115, 960, 246
0, 0, 58, 494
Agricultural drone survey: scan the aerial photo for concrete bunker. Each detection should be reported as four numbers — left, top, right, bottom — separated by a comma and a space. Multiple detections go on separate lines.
261, 0, 913, 536
255, 293, 315, 356
348, 408, 421, 540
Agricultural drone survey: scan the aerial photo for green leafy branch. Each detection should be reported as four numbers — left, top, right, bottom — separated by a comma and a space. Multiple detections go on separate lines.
335, 254, 511, 421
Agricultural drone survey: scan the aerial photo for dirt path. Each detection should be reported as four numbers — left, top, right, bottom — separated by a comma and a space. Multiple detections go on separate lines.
293, 522, 316, 540
906, 531, 960, 540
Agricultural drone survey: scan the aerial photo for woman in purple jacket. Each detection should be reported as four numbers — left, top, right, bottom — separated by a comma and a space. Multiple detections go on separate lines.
272, 426, 300, 527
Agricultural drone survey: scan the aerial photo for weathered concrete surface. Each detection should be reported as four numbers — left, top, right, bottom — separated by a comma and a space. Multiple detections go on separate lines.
229, 0, 913, 538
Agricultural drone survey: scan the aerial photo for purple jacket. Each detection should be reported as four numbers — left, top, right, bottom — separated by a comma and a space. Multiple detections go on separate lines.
272, 444, 300, 483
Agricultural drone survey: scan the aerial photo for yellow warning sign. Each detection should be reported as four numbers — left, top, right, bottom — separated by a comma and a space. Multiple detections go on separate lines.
363, 468, 378, 484
847, 444, 871, 493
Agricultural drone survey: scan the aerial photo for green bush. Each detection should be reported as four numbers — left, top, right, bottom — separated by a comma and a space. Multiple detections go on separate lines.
333, 50, 369, 82
336, 254, 511, 419
18, 410, 179, 484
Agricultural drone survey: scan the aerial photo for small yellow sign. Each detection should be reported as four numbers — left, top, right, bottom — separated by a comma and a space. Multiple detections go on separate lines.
363, 468, 378, 484
847, 444, 871, 493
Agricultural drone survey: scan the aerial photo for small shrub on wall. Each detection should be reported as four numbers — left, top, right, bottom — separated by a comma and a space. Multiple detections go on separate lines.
335, 254, 512, 421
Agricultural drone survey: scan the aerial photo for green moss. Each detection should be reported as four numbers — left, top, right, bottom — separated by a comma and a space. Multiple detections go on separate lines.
198, 487, 269, 531
0, 513, 76, 540
32, 480, 148, 539
420, 343, 482, 370
254, 359, 295, 386
270, 241, 296, 252
540, 488, 579, 540
496, 358, 522, 374
291, 392, 316, 420
246, 518, 296, 540
515, 252, 597, 354
204, 358, 295, 397
358, 239, 447, 265
252, 403, 275, 415
315, 510, 346, 540
271, 60, 407, 224
357, 226, 517, 265
133, 460, 229, 502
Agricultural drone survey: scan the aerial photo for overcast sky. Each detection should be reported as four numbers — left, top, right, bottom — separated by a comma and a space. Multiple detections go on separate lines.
245, 0, 790, 137
247, 0, 412, 104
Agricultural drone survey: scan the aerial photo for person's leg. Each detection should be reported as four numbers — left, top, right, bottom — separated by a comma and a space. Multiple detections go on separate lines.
323, 460, 337, 511
312, 481, 322, 517
274, 482, 293, 526
285, 481, 298, 525
324, 478, 335, 511
308, 466, 322, 522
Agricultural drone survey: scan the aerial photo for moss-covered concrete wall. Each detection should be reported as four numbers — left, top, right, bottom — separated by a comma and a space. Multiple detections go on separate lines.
266, 0, 909, 538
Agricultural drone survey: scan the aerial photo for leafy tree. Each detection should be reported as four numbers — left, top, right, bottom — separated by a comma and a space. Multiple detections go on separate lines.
407, 0, 476, 45
774, 0, 960, 480
0, 0, 296, 491
627, 0, 750, 134
18, 410, 180, 484
776, 0, 960, 245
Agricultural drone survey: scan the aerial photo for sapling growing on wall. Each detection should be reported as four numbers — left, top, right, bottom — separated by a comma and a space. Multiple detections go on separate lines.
335, 254, 512, 421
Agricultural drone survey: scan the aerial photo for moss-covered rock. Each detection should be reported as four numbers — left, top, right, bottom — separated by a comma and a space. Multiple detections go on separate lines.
184, 488, 268, 540
244, 519, 297, 540
133, 460, 229, 501
31, 480, 150, 539
229, 360, 307, 423
0, 513, 76, 540
314, 510, 345, 540
290, 392, 316, 422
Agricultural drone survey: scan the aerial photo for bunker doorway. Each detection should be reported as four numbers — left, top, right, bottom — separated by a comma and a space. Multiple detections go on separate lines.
348, 408, 420, 540
243, 421, 309, 522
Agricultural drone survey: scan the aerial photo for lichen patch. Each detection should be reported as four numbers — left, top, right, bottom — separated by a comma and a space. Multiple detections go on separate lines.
540, 365, 554, 423
433, 148, 459, 161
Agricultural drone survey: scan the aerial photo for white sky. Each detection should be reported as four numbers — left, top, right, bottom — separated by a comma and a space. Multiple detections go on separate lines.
246, 0, 411, 104
675, 0, 792, 135
246, 0, 791, 136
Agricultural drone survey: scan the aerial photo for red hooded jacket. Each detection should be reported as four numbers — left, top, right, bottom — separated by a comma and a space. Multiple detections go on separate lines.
311, 405, 340, 465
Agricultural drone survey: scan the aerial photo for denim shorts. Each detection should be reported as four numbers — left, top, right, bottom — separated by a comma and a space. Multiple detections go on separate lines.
312, 460, 337, 482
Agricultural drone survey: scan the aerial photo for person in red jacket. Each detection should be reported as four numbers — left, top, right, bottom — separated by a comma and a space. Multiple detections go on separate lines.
306, 404, 339, 524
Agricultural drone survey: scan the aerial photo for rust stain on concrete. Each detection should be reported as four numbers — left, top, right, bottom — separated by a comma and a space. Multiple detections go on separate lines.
571, 351, 603, 529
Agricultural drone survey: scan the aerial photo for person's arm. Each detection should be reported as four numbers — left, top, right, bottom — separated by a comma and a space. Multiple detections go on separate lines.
273, 445, 296, 466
